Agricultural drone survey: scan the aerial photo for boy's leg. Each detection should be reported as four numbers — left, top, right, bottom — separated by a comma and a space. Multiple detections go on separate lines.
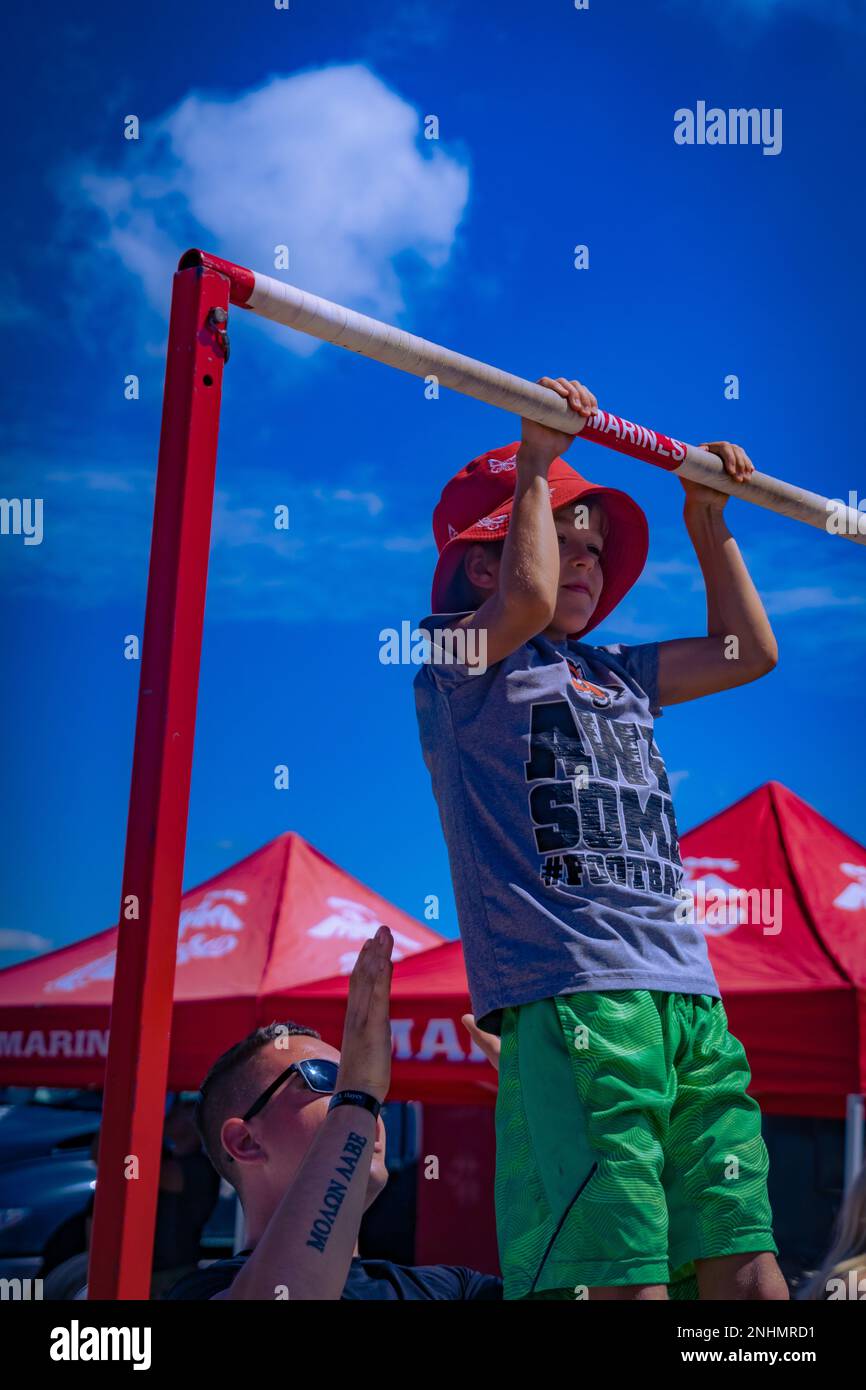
668, 1263, 700, 1300
694, 1252, 789, 1301
664, 995, 784, 1299
494, 990, 675, 1300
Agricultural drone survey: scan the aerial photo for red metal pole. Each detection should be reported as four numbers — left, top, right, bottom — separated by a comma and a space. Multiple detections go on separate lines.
87, 263, 230, 1299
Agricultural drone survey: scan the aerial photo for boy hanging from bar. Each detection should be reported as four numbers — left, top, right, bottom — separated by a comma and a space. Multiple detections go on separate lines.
413, 376, 788, 1301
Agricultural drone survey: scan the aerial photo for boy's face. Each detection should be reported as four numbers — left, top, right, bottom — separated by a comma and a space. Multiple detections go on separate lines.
545, 500, 607, 639
460, 499, 608, 638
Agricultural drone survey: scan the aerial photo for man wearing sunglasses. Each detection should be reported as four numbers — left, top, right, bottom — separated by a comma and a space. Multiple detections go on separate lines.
165, 925, 502, 1301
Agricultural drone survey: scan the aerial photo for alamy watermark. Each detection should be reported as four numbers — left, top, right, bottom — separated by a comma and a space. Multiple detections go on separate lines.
379, 621, 489, 676
675, 102, 782, 157
0, 1276, 43, 1300
675, 880, 782, 935
49, 1321, 151, 1370
824, 1270, 866, 1300
0, 497, 43, 545
826, 492, 866, 537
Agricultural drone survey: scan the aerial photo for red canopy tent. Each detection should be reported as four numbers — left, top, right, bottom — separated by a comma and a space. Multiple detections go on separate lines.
3, 782, 864, 1114
680, 780, 866, 1120
273, 781, 866, 1117
0, 831, 445, 1089
2, 782, 864, 1272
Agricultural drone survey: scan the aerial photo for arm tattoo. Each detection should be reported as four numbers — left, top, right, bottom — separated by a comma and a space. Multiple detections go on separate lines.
305, 1131, 368, 1253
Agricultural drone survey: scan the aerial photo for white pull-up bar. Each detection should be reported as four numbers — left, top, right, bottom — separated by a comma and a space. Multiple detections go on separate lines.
180, 250, 865, 545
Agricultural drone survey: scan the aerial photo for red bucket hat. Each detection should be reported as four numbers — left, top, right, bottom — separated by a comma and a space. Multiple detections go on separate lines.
431, 442, 649, 639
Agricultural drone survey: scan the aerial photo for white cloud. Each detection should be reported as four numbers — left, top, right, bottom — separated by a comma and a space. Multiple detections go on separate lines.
641, 558, 698, 589
598, 611, 668, 641
763, 585, 865, 616
46, 469, 135, 493
76, 65, 470, 349
0, 272, 38, 326
361, 0, 454, 63
326, 488, 385, 517
383, 534, 432, 553
0, 453, 423, 619
668, 0, 865, 32
0, 930, 51, 954
210, 491, 300, 555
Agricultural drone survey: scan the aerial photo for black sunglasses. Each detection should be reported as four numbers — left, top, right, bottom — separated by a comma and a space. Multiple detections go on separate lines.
242, 1058, 340, 1123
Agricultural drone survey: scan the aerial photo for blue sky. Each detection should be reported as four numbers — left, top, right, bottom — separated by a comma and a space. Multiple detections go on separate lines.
2, 0, 865, 965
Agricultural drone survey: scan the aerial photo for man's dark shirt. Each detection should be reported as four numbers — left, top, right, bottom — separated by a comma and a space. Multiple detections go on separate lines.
164, 1249, 502, 1300
153, 1150, 221, 1269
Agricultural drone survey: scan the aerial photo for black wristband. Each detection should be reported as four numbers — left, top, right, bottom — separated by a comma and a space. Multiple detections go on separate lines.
328, 1089, 382, 1120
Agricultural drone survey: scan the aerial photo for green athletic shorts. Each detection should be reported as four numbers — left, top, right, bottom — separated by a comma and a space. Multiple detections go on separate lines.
494, 990, 777, 1298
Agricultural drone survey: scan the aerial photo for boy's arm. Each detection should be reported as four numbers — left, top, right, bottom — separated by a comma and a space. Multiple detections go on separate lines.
455, 376, 596, 669
657, 441, 778, 707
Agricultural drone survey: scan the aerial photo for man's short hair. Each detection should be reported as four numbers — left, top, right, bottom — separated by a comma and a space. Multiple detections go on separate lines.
194, 1021, 321, 1184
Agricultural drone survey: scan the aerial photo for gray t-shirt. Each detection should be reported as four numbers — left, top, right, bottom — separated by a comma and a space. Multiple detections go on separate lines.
413, 612, 720, 1033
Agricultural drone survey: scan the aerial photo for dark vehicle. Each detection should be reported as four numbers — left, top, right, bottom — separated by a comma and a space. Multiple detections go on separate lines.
0, 1088, 233, 1288
0, 1088, 420, 1293
0, 1087, 102, 1160
0, 1088, 102, 1281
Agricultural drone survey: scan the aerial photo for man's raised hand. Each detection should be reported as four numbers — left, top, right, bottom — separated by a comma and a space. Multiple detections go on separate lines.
335, 925, 394, 1104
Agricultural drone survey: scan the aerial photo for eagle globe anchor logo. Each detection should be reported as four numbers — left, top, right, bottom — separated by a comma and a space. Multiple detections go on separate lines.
565, 656, 612, 709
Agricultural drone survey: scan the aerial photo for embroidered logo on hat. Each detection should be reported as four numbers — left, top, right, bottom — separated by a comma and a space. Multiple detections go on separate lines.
489, 454, 517, 473
477, 513, 509, 531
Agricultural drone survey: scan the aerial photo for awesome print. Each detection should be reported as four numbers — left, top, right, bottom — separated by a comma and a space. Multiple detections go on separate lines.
524, 690, 685, 900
